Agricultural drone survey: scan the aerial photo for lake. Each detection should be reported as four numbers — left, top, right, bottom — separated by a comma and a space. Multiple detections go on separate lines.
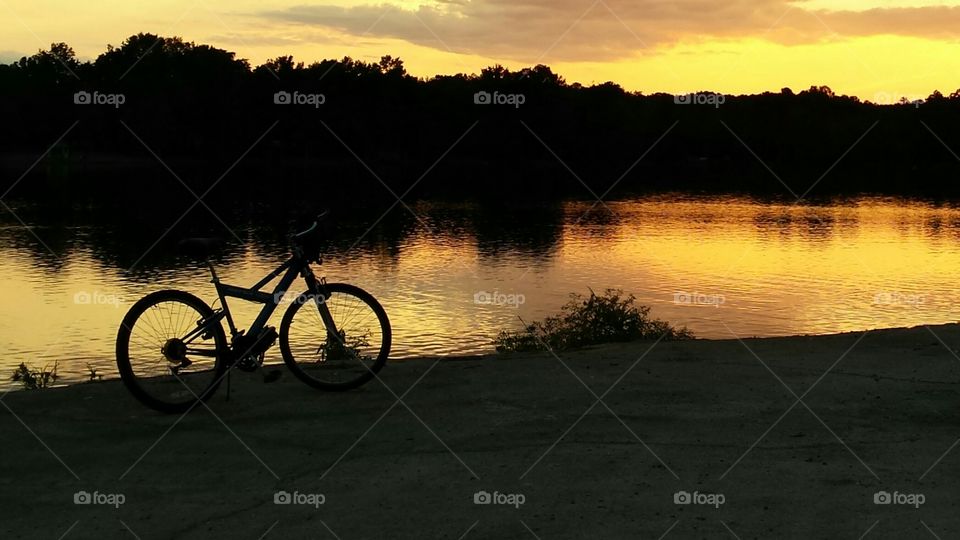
2, 194, 959, 385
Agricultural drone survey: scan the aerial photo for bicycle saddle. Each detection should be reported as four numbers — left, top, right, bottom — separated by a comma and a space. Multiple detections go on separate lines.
177, 237, 223, 258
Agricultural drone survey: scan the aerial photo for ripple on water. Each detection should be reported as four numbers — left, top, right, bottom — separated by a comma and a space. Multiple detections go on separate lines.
5, 196, 960, 383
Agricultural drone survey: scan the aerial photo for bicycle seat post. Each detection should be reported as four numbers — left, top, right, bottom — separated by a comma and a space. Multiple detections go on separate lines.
206, 258, 220, 284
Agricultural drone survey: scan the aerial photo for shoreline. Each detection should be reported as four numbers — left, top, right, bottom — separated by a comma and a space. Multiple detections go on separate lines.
2, 323, 959, 538
8, 323, 957, 390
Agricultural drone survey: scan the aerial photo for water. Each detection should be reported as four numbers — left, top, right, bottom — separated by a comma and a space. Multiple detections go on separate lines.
3, 194, 960, 384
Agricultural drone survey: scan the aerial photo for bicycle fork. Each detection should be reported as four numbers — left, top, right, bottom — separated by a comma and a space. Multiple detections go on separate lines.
303, 271, 340, 346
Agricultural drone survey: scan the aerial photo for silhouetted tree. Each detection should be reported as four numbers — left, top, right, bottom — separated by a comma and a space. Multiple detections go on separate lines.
2, 34, 960, 201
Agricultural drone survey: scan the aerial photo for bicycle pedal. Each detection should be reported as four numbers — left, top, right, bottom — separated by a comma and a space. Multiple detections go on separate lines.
262, 370, 282, 384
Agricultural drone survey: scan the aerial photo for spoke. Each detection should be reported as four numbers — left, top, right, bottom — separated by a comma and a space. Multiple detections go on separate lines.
124, 299, 221, 403
173, 301, 187, 337
136, 310, 167, 344
288, 291, 383, 381
128, 334, 160, 355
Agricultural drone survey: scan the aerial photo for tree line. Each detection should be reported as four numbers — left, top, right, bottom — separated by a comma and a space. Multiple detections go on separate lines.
2, 33, 960, 201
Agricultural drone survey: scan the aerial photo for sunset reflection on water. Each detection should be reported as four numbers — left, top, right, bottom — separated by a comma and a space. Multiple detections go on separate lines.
2, 195, 959, 383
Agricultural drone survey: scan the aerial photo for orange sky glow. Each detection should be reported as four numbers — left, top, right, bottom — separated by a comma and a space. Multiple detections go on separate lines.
1, 0, 959, 100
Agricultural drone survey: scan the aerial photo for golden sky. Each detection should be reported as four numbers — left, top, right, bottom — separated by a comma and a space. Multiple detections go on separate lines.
2, 0, 959, 100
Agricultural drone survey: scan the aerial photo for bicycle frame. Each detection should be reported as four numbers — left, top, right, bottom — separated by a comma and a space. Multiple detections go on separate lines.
199, 252, 335, 346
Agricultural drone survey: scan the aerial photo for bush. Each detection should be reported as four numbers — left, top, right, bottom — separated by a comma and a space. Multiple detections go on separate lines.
11, 361, 59, 390
494, 289, 693, 352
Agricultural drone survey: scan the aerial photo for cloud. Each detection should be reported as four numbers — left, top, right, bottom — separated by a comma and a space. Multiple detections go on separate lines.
813, 5, 960, 40
258, 0, 960, 62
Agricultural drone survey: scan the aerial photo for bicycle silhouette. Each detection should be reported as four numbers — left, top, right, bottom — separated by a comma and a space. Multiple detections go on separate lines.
116, 213, 391, 413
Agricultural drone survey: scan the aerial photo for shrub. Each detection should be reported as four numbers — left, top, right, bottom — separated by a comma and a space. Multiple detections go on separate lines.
494, 289, 693, 352
11, 361, 59, 390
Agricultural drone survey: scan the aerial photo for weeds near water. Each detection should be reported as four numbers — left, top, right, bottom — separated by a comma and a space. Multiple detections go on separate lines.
494, 289, 693, 353
86, 363, 103, 382
320, 330, 373, 363
11, 361, 59, 390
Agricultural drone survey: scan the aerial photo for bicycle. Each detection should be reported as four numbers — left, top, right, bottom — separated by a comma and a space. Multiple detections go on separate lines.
115, 213, 392, 413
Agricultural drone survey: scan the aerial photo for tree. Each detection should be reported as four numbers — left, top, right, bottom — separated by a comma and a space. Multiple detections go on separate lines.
378, 55, 406, 77
928, 90, 944, 100
256, 55, 302, 76
94, 34, 247, 84
479, 64, 510, 81
519, 64, 564, 86
802, 85, 835, 97
15, 42, 80, 83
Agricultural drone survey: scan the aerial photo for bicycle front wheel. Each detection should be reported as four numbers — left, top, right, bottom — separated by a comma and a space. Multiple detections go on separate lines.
116, 290, 227, 413
279, 283, 391, 390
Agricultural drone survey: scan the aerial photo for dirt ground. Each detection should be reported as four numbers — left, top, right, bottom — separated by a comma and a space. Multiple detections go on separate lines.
1, 324, 959, 539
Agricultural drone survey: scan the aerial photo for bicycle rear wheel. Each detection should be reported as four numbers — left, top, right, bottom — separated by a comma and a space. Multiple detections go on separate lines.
279, 283, 391, 390
116, 290, 227, 413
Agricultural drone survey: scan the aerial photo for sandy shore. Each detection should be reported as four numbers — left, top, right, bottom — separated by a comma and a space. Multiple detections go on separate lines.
1, 324, 959, 539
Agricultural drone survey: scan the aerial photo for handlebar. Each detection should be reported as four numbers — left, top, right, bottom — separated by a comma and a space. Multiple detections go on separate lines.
293, 221, 318, 240
292, 210, 330, 240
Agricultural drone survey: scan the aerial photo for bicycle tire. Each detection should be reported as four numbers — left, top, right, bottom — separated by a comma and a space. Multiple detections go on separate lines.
279, 283, 391, 390
116, 290, 228, 413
